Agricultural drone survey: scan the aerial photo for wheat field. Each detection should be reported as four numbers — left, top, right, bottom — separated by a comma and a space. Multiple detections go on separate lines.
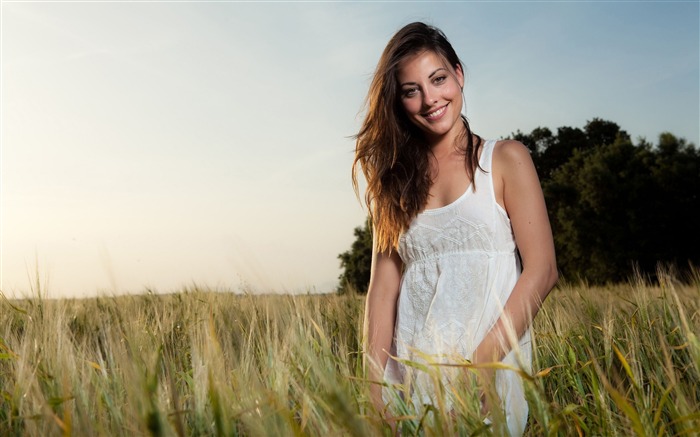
1, 272, 698, 436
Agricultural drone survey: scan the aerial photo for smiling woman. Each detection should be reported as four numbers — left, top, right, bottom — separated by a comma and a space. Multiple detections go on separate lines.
353, 22, 558, 435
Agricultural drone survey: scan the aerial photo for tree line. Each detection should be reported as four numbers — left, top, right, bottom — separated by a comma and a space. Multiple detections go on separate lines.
338, 118, 699, 293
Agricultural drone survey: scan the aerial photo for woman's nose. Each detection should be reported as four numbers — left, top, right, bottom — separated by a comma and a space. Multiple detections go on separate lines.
422, 87, 436, 107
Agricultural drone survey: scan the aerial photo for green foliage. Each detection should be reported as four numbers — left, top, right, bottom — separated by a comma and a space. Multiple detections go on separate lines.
545, 135, 649, 281
337, 219, 373, 294
542, 130, 699, 282
514, 118, 622, 179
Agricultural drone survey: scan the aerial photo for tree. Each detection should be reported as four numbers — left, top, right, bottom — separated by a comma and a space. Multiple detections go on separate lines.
543, 131, 699, 282
513, 118, 628, 181
585, 118, 628, 148
511, 127, 554, 176
544, 135, 654, 281
644, 133, 700, 270
538, 126, 589, 179
337, 219, 372, 294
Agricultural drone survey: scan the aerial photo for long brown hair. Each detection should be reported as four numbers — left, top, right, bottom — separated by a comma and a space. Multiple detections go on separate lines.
353, 22, 482, 252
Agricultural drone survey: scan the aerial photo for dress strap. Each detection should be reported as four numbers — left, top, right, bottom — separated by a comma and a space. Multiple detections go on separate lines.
478, 139, 496, 174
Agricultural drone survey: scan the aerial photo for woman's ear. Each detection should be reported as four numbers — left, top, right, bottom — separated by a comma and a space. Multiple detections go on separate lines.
455, 64, 464, 89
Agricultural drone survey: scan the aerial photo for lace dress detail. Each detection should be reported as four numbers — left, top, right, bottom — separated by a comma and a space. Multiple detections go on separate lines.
383, 139, 530, 436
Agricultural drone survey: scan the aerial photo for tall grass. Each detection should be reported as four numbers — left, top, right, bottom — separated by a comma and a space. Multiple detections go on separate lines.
0, 274, 698, 436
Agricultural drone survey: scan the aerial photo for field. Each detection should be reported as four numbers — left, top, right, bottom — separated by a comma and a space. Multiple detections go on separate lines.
1, 273, 698, 436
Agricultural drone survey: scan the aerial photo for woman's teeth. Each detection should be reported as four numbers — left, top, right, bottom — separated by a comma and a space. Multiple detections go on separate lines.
426, 106, 446, 118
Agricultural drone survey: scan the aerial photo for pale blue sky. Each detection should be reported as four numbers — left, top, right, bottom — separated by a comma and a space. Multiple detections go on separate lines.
2, 1, 698, 298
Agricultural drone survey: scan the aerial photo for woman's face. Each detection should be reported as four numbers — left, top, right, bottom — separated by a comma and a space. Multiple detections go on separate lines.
397, 50, 464, 144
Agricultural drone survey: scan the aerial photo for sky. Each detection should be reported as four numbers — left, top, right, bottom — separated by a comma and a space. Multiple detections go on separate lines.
2, 1, 698, 298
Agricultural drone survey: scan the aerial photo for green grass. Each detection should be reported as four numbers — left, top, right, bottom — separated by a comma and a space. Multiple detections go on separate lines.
0, 273, 698, 436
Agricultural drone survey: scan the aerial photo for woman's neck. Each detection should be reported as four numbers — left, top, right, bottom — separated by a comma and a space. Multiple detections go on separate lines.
428, 125, 472, 157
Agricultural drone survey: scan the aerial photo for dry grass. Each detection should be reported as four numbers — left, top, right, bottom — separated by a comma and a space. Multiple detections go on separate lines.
0, 273, 698, 436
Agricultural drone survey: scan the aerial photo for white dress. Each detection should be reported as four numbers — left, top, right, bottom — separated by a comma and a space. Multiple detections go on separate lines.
383, 139, 530, 436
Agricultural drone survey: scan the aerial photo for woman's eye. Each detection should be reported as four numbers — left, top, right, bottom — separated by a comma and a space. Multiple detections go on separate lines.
402, 88, 418, 98
434, 76, 447, 84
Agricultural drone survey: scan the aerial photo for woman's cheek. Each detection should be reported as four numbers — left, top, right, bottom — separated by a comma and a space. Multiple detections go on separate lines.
402, 99, 420, 116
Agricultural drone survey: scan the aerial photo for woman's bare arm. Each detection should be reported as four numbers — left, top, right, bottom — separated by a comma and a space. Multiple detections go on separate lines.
364, 234, 403, 410
473, 140, 558, 365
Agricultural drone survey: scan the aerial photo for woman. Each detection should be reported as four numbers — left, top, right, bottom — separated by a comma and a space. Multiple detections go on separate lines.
353, 22, 557, 435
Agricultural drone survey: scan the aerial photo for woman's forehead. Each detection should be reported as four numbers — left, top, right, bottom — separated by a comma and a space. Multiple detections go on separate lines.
397, 50, 455, 78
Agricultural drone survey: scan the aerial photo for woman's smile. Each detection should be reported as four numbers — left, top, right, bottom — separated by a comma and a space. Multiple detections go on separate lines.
423, 103, 449, 121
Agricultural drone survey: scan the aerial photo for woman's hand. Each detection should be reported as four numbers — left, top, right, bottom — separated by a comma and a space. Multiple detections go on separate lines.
460, 362, 496, 417
475, 367, 495, 416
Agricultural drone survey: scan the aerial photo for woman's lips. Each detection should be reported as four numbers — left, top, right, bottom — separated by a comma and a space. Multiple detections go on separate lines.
423, 104, 448, 121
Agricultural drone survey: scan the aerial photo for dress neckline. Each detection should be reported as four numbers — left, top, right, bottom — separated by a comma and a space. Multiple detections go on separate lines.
419, 139, 493, 216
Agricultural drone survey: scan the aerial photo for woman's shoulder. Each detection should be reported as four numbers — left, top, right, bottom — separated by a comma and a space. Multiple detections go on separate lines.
489, 139, 543, 215
491, 139, 538, 185
492, 139, 530, 159
492, 139, 534, 169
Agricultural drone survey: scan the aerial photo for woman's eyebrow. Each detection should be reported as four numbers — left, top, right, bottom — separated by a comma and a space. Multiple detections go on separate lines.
400, 67, 449, 87
428, 67, 448, 79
